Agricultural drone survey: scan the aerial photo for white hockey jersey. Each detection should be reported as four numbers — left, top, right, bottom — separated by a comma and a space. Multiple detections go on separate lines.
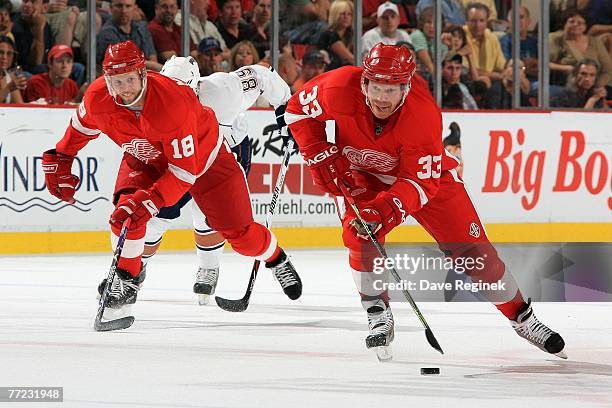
198, 65, 292, 147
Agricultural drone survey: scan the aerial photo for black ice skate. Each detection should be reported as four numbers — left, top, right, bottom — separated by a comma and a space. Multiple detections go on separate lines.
101, 268, 143, 322
193, 267, 219, 305
97, 264, 146, 299
266, 249, 302, 300
511, 299, 567, 359
365, 299, 395, 362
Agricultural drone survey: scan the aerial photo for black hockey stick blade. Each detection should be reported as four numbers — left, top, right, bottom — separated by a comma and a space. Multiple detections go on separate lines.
215, 260, 260, 312
214, 296, 249, 313
425, 328, 444, 355
94, 316, 135, 332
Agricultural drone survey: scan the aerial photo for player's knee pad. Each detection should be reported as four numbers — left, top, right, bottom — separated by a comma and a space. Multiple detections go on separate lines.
145, 216, 173, 246
221, 222, 277, 260
191, 200, 212, 232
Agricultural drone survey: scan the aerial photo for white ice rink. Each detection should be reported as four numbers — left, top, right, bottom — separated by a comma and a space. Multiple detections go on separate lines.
1, 249, 611, 408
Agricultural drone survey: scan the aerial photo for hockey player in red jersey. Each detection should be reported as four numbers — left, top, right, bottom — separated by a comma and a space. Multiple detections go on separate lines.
42, 41, 301, 322
285, 43, 565, 359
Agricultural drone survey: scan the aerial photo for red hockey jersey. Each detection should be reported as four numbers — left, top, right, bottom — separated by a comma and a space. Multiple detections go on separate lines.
286, 66, 460, 215
56, 72, 223, 207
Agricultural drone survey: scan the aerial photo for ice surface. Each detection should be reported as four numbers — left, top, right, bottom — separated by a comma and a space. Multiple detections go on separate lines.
1, 249, 611, 408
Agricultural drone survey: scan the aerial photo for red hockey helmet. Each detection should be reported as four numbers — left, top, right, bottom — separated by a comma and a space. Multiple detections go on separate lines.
362, 43, 416, 84
102, 40, 146, 76
102, 41, 147, 107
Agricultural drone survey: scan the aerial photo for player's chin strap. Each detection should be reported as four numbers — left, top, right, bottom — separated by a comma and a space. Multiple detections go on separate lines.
336, 180, 444, 355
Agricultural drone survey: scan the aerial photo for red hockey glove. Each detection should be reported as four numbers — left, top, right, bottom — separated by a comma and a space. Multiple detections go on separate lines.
351, 192, 407, 239
109, 189, 164, 230
302, 141, 353, 196
42, 149, 79, 204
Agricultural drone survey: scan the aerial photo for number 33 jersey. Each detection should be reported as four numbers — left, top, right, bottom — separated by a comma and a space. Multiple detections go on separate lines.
286, 66, 460, 215
55, 72, 223, 207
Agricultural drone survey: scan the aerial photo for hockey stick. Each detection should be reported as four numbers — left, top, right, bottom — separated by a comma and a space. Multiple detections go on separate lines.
337, 182, 444, 355
94, 219, 135, 331
215, 138, 295, 312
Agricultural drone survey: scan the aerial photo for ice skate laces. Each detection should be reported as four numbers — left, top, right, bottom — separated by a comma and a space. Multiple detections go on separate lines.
512, 307, 554, 346
368, 307, 394, 336
196, 268, 219, 286
109, 273, 139, 299
272, 259, 298, 289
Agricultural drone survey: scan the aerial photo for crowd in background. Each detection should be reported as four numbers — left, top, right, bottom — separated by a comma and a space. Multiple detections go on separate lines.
0, 0, 610, 109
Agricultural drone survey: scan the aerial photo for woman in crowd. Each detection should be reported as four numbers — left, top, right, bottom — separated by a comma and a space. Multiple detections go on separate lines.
410, 7, 447, 82
0, 35, 26, 104
549, 9, 612, 88
318, 0, 354, 70
230, 40, 260, 70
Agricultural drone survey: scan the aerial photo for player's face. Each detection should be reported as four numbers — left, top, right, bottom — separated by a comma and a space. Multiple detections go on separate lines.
107, 71, 144, 104
366, 81, 404, 119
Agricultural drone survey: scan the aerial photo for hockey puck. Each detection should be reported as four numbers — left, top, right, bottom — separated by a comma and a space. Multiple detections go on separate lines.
420, 367, 440, 375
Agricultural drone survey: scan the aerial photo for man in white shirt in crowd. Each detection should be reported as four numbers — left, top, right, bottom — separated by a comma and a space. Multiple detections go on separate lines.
361, 2, 411, 59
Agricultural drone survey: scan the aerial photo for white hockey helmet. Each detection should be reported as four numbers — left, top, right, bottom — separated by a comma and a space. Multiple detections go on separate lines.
160, 55, 201, 95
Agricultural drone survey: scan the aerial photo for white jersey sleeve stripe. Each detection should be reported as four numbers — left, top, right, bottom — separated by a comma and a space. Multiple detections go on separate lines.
401, 178, 429, 207
200, 132, 225, 175
284, 111, 312, 125
71, 112, 101, 136
169, 163, 196, 185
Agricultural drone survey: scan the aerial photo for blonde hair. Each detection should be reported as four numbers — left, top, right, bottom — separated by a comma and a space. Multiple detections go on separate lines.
328, 0, 353, 28
230, 40, 260, 70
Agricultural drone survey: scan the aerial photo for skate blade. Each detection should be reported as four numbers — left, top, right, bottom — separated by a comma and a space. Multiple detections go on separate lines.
554, 350, 568, 359
375, 345, 393, 362
197, 294, 210, 305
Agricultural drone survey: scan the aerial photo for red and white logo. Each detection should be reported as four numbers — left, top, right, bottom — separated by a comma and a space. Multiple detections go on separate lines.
121, 139, 161, 163
469, 222, 481, 238
342, 146, 398, 172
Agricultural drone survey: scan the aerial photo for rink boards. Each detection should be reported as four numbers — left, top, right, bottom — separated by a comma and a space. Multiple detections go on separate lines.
0, 106, 610, 254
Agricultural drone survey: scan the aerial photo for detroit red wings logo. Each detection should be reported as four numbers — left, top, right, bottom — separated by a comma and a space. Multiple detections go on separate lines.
342, 146, 399, 172
121, 139, 162, 163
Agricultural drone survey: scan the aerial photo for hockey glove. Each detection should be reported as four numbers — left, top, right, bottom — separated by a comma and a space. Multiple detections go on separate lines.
351, 192, 407, 239
109, 189, 164, 230
42, 149, 79, 204
274, 104, 298, 150
302, 141, 354, 196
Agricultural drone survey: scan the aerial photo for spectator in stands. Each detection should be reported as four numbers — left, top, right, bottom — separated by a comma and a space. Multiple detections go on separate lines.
196, 36, 224, 76
0, 0, 14, 41
500, 6, 538, 82
551, 59, 608, 109
250, 0, 270, 59
463, 2, 505, 86
584, 0, 612, 53
411, 7, 447, 81
24, 43, 83, 104
549, 9, 612, 88
441, 24, 486, 85
148, 0, 195, 64
416, 0, 465, 26
230, 40, 259, 70
361, 2, 412, 59
442, 52, 478, 109
460, 0, 497, 21
494, 58, 532, 108
215, 0, 253, 50
11, 0, 53, 72
176, 0, 225, 49
292, 48, 327, 90
278, 52, 298, 91
0, 35, 26, 103
97, 0, 162, 70
42, 0, 79, 49
318, 0, 354, 70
